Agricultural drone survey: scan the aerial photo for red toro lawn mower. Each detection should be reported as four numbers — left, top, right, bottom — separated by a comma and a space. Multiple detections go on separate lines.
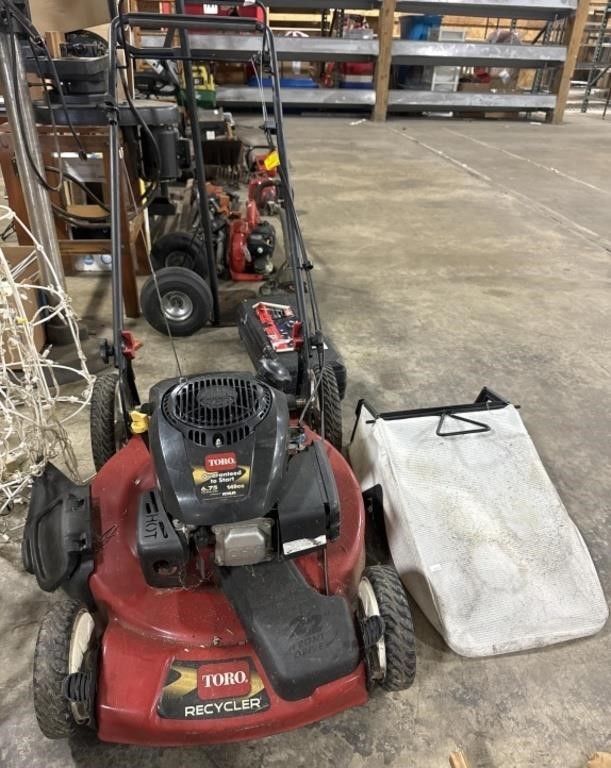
21, 3, 416, 747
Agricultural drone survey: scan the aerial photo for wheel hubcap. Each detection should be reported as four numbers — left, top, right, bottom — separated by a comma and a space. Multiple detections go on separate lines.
166, 250, 192, 269
162, 291, 193, 322
358, 576, 386, 682
68, 610, 95, 723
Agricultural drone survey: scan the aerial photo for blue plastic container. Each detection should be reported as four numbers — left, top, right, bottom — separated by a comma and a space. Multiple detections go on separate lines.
247, 77, 318, 88
399, 14, 441, 40
396, 14, 442, 88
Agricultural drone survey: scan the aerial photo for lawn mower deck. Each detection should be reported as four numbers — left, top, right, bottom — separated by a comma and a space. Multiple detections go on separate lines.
90, 431, 367, 746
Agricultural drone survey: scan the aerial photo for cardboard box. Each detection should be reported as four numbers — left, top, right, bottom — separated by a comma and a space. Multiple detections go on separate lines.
1, 245, 46, 365
29, 1, 109, 34
213, 62, 247, 86
280, 60, 316, 81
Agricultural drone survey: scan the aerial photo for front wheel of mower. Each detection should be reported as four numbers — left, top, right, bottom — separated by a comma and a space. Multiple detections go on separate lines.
358, 565, 416, 692
149, 231, 206, 274
90, 370, 128, 472
140, 266, 213, 337
33, 600, 96, 739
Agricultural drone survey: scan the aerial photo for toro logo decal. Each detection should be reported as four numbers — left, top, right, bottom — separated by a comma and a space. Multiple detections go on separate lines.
204, 452, 237, 472
158, 657, 270, 720
197, 660, 250, 700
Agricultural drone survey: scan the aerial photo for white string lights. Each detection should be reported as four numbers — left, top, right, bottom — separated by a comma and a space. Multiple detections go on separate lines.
0, 206, 93, 538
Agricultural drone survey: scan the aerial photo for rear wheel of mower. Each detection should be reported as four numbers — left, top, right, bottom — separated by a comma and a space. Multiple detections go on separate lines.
33, 600, 95, 739
149, 231, 207, 274
140, 266, 212, 337
358, 565, 416, 692
314, 364, 342, 452
90, 370, 128, 472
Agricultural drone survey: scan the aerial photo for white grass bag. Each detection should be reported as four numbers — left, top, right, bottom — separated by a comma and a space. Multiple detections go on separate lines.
349, 392, 608, 657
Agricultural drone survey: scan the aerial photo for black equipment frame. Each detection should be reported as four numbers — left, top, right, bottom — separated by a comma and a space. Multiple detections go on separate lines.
350, 387, 512, 443
105, 2, 325, 413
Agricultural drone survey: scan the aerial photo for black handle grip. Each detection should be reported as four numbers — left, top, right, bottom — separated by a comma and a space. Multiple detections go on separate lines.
124, 11, 261, 30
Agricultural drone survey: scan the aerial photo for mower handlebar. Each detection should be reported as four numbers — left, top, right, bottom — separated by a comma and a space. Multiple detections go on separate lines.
116, 11, 264, 32
200, 0, 265, 8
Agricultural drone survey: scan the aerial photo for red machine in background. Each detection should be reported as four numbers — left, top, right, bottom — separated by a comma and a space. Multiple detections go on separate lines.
246, 147, 280, 214
149, 182, 277, 283
228, 199, 276, 282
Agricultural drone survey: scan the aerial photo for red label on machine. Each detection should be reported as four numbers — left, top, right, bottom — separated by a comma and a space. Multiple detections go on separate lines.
254, 301, 303, 353
205, 452, 237, 472
197, 660, 251, 700
158, 657, 271, 720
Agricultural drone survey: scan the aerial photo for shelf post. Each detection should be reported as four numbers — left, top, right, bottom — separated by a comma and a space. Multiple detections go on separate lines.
372, 0, 397, 121
549, 0, 590, 123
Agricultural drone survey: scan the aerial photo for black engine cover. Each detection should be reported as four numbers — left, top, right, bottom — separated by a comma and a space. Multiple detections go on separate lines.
148, 373, 289, 527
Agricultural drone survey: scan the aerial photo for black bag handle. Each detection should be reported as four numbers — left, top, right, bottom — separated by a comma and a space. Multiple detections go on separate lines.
436, 411, 491, 438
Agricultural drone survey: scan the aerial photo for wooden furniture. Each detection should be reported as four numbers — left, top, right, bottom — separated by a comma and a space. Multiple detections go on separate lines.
0, 124, 149, 318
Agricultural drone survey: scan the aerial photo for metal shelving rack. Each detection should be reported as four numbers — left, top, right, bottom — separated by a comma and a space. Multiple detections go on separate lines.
209, 0, 583, 119
579, 0, 611, 111
142, 0, 587, 121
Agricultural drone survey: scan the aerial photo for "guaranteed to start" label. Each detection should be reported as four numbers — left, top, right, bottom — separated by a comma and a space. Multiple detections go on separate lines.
191, 452, 251, 500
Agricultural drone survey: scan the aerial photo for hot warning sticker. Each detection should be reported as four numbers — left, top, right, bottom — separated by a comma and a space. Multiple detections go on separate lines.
192, 456, 251, 499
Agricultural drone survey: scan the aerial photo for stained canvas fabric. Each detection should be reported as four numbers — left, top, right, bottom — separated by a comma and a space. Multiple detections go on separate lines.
349, 403, 608, 657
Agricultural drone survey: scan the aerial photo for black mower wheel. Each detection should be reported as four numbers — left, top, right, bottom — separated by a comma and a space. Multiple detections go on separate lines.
316, 364, 343, 452
90, 370, 128, 472
359, 565, 416, 692
33, 600, 95, 739
140, 266, 213, 337
149, 231, 207, 274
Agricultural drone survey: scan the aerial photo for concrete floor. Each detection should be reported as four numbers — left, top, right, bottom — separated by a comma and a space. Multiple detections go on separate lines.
1, 111, 610, 768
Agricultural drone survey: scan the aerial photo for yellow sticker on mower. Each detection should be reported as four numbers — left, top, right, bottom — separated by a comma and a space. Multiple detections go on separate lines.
263, 150, 280, 171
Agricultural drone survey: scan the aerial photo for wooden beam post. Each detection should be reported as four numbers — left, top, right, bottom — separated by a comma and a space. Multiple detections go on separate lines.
550, 0, 590, 124
44, 31, 63, 59
372, 0, 397, 122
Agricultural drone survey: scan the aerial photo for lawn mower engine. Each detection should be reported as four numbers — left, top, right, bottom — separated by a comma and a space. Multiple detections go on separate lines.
248, 176, 279, 215
228, 200, 276, 281
146, 373, 339, 569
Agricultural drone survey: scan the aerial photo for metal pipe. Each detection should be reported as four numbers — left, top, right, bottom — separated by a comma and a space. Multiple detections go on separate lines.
108, 111, 124, 376
0, 29, 65, 293
106, 17, 124, 366
263, 28, 317, 396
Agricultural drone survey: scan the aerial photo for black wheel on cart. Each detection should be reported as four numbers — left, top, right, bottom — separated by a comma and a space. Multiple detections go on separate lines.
140, 266, 213, 337
358, 565, 416, 692
149, 231, 207, 274
315, 364, 343, 452
33, 599, 96, 739
90, 370, 128, 472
